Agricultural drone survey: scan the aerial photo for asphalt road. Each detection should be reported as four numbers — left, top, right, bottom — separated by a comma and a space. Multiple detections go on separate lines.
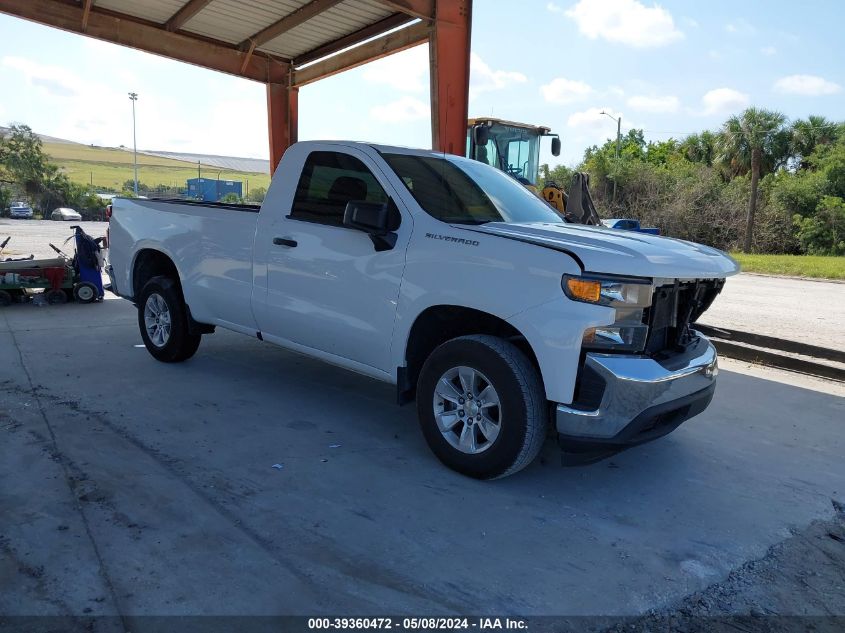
0, 219, 107, 259
1, 297, 843, 620
698, 272, 845, 353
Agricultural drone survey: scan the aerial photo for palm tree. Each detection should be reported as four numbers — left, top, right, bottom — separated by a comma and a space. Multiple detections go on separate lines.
680, 130, 717, 166
717, 108, 788, 252
792, 115, 838, 169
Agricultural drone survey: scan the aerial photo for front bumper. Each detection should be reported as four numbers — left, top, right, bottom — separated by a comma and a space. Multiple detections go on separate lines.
556, 334, 718, 450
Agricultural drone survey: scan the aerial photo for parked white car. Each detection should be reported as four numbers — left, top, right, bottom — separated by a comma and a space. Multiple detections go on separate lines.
9, 202, 34, 219
51, 207, 82, 221
108, 141, 738, 479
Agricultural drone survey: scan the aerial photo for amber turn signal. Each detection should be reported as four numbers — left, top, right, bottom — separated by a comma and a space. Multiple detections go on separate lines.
565, 278, 601, 303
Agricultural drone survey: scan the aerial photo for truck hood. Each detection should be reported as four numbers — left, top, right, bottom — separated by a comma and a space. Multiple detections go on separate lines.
469, 222, 739, 279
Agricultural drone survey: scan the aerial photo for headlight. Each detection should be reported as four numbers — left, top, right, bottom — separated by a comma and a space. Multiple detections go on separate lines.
562, 274, 653, 352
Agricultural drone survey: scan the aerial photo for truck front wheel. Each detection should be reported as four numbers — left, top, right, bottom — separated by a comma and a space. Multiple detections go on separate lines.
137, 276, 201, 362
416, 335, 548, 479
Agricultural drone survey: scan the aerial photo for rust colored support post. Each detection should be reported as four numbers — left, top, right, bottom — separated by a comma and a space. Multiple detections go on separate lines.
429, 0, 471, 155
266, 81, 299, 173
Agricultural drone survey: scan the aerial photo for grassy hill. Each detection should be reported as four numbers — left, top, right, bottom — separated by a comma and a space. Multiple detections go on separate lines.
44, 142, 272, 193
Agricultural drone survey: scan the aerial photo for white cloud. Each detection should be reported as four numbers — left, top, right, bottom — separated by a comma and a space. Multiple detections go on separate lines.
700, 88, 749, 115
760, 46, 777, 56
547, 2, 564, 13
681, 16, 699, 28
362, 46, 428, 93
773, 74, 842, 96
469, 53, 527, 100
562, 0, 683, 48
360, 49, 526, 102
1, 54, 273, 158
540, 77, 593, 104
627, 94, 679, 113
567, 106, 622, 129
370, 96, 430, 123
2, 56, 80, 98
725, 19, 756, 35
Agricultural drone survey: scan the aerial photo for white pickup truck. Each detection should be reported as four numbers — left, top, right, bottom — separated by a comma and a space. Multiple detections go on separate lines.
108, 141, 738, 479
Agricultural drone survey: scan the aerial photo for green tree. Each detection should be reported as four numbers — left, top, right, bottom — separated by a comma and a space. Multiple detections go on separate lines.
246, 186, 267, 204
766, 169, 829, 219
219, 192, 243, 204
645, 139, 679, 166
792, 115, 838, 169
679, 130, 717, 166
794, 196, 845, 255
717, 107, 789, 251
538, 163, 575, 188
122, 179, 149, 194
0, 185, 11, 216
0, 124, 53, 199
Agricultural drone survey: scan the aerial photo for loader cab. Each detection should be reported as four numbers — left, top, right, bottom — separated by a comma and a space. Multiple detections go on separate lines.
467, 118, 561, 186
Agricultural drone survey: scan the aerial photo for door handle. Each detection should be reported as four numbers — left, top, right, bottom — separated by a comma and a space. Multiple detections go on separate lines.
273, 237, 297, 247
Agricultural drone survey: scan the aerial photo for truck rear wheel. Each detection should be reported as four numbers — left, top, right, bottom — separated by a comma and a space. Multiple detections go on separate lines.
416, 334, 548, 479
137, 276, 201, 362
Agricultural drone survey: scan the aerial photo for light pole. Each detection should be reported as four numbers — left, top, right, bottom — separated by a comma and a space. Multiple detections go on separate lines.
128, 92, 139, 196
600, 110, 621, 205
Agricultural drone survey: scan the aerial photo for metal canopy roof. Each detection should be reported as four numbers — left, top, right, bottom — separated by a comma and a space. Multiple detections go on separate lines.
0, 0, 471, 164
94, 0, 398, 60
0, 0, 432, 84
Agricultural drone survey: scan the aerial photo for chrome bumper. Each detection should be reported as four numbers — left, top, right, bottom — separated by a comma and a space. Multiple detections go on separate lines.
556, 335, 718, 442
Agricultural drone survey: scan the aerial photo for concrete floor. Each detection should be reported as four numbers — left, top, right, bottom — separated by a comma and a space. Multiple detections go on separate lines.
1, 296, 844, 619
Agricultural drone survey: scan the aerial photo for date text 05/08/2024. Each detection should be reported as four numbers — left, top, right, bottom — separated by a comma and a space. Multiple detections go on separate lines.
307, 617, 528, 630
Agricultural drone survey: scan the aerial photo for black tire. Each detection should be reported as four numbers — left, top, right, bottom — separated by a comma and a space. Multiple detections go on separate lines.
44, 289, 67, 305
137, 276, 201, 363
73, 282, 98, 304
0, 290, 11, 307
416, 334, 548, 479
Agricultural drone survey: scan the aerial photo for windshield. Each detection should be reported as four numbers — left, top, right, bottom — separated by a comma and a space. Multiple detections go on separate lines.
382, 153, 564, 225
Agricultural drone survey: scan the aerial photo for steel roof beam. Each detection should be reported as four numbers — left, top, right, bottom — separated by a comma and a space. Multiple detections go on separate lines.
238, 0, 346, 51
165, 0, 214, 32
81, 0, 93, 31
293, 20, 429, 86
294, 12, 415, 66
372, 0, 434, 20
0, 0, 289, 83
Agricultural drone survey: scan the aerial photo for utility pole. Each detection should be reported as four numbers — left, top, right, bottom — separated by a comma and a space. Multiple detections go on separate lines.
600, 111, 622, 205
128, 92, 139, 196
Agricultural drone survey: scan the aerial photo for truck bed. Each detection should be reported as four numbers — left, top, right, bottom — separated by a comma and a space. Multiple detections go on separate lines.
108, 196, 260, 330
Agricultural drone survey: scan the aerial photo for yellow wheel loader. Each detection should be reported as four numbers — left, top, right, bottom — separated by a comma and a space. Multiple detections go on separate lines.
466, 118, 601, 225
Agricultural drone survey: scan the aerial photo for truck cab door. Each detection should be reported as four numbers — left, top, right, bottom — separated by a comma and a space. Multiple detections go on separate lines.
253, 146, 410, 374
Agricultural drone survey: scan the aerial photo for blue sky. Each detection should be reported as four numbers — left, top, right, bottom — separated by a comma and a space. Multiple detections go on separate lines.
1, 0, 843, 167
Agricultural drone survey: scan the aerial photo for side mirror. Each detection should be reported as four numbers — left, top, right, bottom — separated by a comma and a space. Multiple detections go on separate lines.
551, 136, 561, 157
472, 124, 490, 147
343, 200, 400, 251
343, 200, 390, 233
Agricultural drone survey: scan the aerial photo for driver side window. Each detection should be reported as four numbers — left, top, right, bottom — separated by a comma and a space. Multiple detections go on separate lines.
291, 151, 388, 227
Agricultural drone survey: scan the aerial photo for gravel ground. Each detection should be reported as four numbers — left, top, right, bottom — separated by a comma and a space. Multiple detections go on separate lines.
605, 504, 845, 632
